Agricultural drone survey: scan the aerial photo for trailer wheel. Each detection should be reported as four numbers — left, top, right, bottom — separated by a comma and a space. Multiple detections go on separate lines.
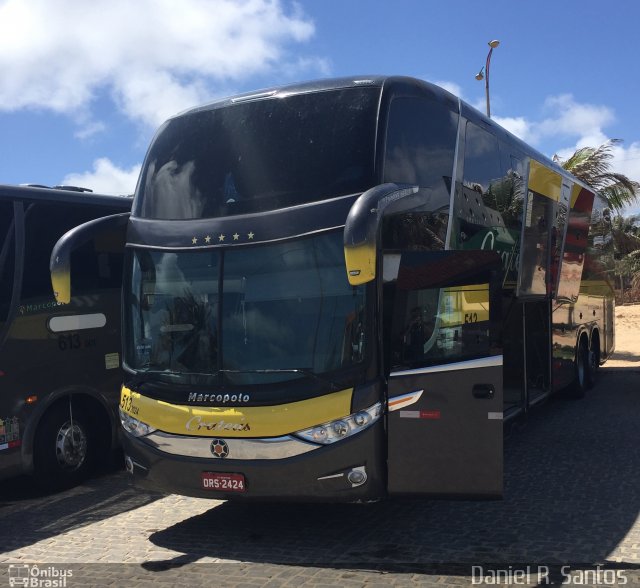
33, 402, 96, 489
568, 339, 591, 399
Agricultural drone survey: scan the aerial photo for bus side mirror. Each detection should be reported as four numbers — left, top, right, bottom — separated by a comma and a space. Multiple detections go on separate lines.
343, 183, 419, 286
50, 212, 130, 304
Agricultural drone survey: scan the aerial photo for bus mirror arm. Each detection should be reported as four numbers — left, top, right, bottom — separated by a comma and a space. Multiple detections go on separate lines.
50, 212, 130, 304
343, 183, 419, 286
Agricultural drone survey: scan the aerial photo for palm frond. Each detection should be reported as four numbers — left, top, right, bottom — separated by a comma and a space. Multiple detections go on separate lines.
555, 139, 639, 213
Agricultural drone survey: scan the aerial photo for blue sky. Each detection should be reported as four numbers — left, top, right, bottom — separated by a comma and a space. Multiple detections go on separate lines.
1, 0, 639, 214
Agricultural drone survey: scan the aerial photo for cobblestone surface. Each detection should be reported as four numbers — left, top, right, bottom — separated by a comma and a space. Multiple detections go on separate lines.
0, 365, 639, 587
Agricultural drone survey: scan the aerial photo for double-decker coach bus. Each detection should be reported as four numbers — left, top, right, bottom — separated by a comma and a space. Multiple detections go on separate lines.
51, 76, 615, 501
0, 184, 130, 488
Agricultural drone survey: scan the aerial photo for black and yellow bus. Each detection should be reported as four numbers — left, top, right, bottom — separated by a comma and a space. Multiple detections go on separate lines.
0, 184, 130, 487
52, 76, 615, 501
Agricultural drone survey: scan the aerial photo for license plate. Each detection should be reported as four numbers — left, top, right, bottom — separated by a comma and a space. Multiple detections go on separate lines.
201, 472, 246, 492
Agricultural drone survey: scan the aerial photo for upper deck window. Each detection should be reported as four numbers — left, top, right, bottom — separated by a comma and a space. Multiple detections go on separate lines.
381, 96, 458, 250
135, 87, 379, 219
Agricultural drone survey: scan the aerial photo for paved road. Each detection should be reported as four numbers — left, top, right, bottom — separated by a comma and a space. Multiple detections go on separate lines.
1, 364, 639, 587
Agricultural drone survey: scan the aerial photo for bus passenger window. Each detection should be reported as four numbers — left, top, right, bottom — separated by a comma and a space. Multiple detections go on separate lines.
0, 202, 16, 325
402, 304, 436, 363
392, 283, 492, 370
382, 96, 458, 250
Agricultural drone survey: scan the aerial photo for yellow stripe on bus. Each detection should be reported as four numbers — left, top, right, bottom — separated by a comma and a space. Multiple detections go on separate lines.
51, 267, 71, 304
529, 160, 562, 201
570, 183, 582, 208
440, 283, 490, 325
344, 242, 377, 285
120, 386, 353, 438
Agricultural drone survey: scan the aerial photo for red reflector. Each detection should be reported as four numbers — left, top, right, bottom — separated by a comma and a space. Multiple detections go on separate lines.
420, 410, 441, 419
26, 395, 38, 404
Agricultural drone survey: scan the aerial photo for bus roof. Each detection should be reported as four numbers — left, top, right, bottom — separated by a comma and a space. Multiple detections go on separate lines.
172, 75, 391, 118
165, 75, 597, 200
0, 184, 132, 210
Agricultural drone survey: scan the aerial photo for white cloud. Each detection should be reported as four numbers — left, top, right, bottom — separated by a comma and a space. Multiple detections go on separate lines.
611, 141, 640, 180
61, 158, 141, 195
0, 0, 319, 127
434, 80, 463, 98
526, 96, 639, 196
492, 94, 640, 213
492, 94, 615, 149
493, 116, 532, 143
611, 141, 640, 214
74, 121, 107, 140
536, 94, 614, 144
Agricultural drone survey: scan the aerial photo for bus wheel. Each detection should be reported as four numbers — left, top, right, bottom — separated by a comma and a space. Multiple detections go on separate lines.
586, 339, 600, 388
569, 339, 591, 399
34, 402, 95, 489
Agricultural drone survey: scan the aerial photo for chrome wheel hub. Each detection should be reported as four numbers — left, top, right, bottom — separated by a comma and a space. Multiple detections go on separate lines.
55, 421, 87, 470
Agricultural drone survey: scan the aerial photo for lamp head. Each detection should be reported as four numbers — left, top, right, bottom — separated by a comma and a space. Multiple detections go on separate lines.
475, 68, 485, 81
488, 39, 500, 48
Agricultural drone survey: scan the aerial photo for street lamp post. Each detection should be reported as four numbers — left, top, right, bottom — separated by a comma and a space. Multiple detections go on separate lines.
475, 40, 500, 118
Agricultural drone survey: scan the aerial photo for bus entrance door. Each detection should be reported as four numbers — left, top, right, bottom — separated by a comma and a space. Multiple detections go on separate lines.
385, 250, 503, 497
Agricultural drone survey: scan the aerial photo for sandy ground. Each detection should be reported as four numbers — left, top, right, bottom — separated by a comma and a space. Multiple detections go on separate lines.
605, 303, 640, 368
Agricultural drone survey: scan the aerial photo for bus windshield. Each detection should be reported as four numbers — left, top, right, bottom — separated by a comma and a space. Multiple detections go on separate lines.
126, 231, 367, 386
135, 87, 379, 219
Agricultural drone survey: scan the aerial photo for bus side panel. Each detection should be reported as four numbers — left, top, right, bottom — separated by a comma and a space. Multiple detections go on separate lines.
604, 294, 615, 359
556, 186, 594, 302
385, 250, 503, 498
581, 196, 616, 362
387, 363, 503, 497
0, 290, 123, 477
0, 196, 127, 481
551, 301, 579, 392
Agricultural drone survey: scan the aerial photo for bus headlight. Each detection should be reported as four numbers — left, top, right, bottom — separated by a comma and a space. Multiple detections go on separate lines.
119, 408, 157, 437
294, 402, 381, 445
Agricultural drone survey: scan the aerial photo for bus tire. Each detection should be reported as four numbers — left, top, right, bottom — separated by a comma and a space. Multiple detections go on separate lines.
33, 402, 96, 490
569, 339, 591, 399
586, 336, 600, 388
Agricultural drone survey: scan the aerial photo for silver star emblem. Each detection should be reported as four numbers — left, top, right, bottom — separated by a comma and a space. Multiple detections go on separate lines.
248, 232, 254, 240
192, 237, 198, 244
205, 235, 211, 243
233, 233, 240, 241
219, 234, 226, 242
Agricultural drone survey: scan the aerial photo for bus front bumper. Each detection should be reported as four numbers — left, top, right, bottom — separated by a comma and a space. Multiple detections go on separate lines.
122, 420, 386, 502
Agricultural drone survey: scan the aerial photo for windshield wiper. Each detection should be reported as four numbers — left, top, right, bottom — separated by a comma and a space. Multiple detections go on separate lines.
219, 368, 339, 391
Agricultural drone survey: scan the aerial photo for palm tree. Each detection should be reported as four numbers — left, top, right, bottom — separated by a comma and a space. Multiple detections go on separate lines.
553, 139, 640, 213
611, 214, 640, 255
